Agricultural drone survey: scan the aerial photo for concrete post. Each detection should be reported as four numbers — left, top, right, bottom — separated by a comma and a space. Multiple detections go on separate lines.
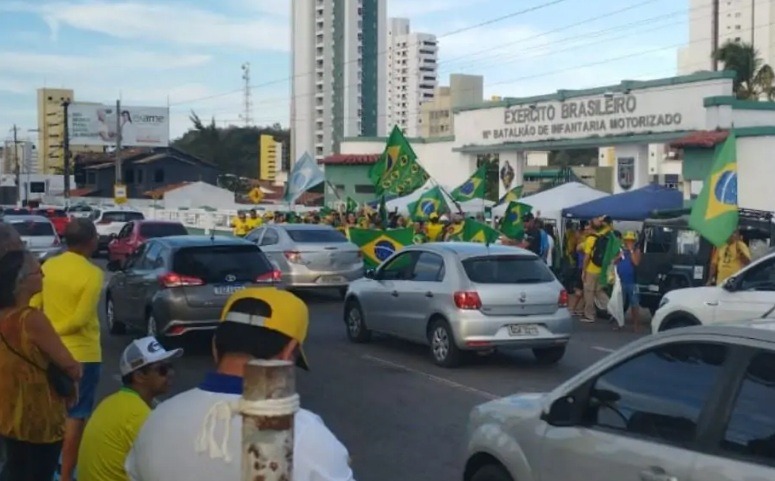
241, 359, 296, 481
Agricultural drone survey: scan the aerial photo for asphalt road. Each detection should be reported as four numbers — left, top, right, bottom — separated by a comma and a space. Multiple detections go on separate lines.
93, 260, 647, 481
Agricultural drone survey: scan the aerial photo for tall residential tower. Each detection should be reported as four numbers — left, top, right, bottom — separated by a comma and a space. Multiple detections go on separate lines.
291, 0, 386, 162
385, 18, 438, 137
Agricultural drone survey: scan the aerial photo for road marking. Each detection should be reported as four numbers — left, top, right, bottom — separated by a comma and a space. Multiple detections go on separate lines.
591, 346, 615, 353
360, 354, 500, 400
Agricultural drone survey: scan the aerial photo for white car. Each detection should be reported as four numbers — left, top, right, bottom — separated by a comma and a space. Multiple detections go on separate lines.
93, 207, 145, 252
651, 250, 775, 333
2, 214, 63, 262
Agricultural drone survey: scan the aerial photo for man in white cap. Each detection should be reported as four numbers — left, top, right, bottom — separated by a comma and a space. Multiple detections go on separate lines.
76, 337, 182, 481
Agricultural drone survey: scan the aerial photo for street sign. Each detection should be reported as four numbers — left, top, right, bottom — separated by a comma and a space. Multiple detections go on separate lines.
114, 184, 127, 205
248, 187, 264, 204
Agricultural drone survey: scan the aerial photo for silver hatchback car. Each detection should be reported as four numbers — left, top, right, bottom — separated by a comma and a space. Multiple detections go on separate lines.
344, 242, 573, 367
464, 321, 775, 481
2, 214, 63, 262
246, 224, 363, 296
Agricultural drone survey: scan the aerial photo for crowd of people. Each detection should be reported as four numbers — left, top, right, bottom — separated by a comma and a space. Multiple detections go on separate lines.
0, 219, 355, 481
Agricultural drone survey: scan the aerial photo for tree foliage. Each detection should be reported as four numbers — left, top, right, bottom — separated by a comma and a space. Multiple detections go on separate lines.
713, 41, 775, 100
173, 112, 290, 178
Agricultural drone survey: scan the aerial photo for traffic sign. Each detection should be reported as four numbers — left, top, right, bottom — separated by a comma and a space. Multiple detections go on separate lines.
248, 187, 264, 204
114, 183, 127, 205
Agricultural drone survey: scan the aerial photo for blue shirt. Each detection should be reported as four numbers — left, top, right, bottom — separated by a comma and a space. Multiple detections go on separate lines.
617, 249, 637, 284
199, 372, 243, 394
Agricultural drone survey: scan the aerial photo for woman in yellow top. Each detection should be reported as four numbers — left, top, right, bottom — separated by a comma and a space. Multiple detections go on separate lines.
0, 250, 82, 481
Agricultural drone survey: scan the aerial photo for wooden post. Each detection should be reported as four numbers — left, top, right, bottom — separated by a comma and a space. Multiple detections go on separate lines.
241, 359, 296, 481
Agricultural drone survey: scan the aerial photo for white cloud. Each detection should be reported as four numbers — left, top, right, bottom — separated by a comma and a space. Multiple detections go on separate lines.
3, 1, 290, 52
0, 50, 211, 76
389, 0, 482, 18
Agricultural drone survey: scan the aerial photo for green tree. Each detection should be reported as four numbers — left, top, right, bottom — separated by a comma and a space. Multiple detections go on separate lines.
713, 40, 775, 100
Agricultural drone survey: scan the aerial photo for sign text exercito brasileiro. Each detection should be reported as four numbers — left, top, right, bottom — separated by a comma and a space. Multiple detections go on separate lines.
484, 94, 683, 141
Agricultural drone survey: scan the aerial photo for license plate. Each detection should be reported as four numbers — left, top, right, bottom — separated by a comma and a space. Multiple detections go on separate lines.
213, 284, 245, 295
509, 324, 540, 336
318, 275, 345, 284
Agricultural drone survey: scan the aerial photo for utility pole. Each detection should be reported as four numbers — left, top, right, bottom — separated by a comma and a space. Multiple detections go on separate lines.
115, 99, 122, 184
62, 99, 71, 202
712, 0, 719, 71
12, 124, 20, 206
751, 0, 755, 48
240, 63, 253, 127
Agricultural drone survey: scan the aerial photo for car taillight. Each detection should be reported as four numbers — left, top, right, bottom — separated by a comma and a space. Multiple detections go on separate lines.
453, 291, 482, 310
558, 289, 569, 308
256, 270, 282, 284
53, 237, 60, 246
284, 251, 302, 264
158, 272, 204, 288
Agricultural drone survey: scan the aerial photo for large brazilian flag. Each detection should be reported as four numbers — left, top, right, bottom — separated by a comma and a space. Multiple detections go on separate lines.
348, 227, 415, 268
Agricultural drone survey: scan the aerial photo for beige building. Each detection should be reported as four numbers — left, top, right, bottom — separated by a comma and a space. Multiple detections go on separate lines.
420, 74, 483, 138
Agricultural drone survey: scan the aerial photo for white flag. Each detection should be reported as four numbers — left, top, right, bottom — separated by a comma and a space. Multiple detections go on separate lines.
607, 271, 626, 328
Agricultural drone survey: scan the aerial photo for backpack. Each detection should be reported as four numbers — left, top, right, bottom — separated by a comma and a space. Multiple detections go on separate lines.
590, 233, 609, 266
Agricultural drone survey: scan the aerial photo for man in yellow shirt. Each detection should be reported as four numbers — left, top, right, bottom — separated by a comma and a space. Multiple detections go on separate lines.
31, 218, 103, 481
426, 213, 444, 242
708, 229, 751, 286
246, 208, 263, 230
77, 337, 182, 481
231, 211, 250, 237
582, 216, 612, 322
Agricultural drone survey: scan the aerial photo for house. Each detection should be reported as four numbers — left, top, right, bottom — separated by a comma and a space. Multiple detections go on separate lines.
73, 147, 219, 198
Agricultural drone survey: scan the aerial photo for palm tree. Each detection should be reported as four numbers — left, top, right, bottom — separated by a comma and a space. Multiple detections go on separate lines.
713, 40, 775, 100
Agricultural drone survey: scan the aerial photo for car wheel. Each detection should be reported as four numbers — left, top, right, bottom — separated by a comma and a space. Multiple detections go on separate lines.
105, 295, 125, 335
533, 345, 566, 365
661, 316, 699, 331
429, 319, 462, 368
344, 300, 371, 343
470, 464, 514, 481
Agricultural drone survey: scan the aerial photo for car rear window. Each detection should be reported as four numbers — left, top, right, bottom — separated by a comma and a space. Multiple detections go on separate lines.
463, 255, 555, 284
9, 221, 55, 236
3, 208, 28, 216
34, 209, 67, 218
172, 245, 273, 283
140, 223, 187, 238
102, 211, 145, 223
286, 228, 348, 243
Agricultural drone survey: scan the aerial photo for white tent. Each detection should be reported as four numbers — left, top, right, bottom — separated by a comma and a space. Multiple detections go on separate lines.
491, 182, 609, 225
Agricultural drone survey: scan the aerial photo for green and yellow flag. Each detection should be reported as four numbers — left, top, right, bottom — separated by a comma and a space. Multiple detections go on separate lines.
447, 219, 500, 244
598, 231, 623, 287
500, 201, 532, 240
345, 197, 359, 213
407, 186, 448, 221
450, 165, 487, 202
689, 132, 739, 247
348, 227, 414, 268
369, 126, 429, 196
497, 185, 523, 205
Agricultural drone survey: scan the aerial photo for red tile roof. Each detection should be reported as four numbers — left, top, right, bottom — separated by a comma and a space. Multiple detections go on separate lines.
670, 130, 729, 148
319, 154, 381, 165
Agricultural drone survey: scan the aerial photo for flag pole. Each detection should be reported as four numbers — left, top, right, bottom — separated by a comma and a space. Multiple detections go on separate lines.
431, 178, 464, 216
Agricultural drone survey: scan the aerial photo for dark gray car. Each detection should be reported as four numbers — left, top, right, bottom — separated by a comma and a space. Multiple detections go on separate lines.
105, 235, 280, 342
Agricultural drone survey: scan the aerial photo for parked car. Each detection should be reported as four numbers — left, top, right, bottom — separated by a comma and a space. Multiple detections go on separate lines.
2, 214, 62, 262
464, 321, 775, 481
651, 249, 775, 333
108, 220, 188, 264
1, 206, 29, 219
104, 236, 281, 343
32, 207, 70, 236
343, 242, 572, 367
66, 203, 97, 219
93, 207, 145, 252
245, 224, 363, 296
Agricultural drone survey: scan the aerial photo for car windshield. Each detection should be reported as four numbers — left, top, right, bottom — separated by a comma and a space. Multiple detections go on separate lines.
172, 245, 273, 283
102, 211, 145, 223
9, 221, 55, 236
286, 228, 348, 243
139, 223, 187, 238
463, 255, 555, 284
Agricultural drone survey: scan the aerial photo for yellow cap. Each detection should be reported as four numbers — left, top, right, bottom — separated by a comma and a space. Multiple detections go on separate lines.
220, 288, 309, 369
623, 231, 637, 241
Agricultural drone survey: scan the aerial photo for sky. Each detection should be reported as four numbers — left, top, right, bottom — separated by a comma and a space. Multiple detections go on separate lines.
0, 0, 693, 144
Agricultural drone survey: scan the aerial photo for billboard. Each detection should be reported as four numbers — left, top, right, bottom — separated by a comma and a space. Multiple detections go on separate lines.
68, 103, 170, 147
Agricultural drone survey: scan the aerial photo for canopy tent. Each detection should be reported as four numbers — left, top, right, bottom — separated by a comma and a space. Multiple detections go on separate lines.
492, 182, 610, 225
562, 184, 683, 221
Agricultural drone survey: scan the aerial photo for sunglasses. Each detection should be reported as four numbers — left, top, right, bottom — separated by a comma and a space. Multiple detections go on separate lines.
147, 363, 173, 377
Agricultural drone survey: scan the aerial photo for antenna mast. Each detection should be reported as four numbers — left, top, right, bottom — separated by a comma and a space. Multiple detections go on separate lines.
240, 62, 253, 127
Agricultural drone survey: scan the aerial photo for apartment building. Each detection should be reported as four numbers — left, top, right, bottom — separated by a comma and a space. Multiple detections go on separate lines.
420, 74, 484, 138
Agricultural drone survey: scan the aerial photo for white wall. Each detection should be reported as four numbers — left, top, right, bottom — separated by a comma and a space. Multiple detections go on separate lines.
163, 182, 236, 209
737, 136, 775, 211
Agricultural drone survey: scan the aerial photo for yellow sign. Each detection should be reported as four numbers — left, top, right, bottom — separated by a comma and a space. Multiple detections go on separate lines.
248, 187, 264, 204
114, 183, 127, 205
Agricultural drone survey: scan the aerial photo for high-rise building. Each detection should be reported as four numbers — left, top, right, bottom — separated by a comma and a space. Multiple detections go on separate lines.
291, 0, 386, 163
420, 74, 484, 138
385, 18, 438, 137
259, 134, 284, 182
677, 0, 775, 74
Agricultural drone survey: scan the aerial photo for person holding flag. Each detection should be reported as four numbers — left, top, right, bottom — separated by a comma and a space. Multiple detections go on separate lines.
707, 229, 751, 286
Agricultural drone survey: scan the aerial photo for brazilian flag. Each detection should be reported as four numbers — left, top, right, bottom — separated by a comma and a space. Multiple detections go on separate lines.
345, 197, 359, 213
500, 201, 532, 240
348, 227, 414, 268
689, 132, 739, 246
450, 165, 487, 202
369, 126, 429, 196
407, 186, 447, 221
460, 220, 501, 244
497, 185, 523, 205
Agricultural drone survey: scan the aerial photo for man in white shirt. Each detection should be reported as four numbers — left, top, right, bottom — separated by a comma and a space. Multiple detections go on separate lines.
125, 287, 355, 481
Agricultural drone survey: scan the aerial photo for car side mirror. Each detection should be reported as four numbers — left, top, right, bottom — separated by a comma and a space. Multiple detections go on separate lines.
106, 259, 122, 272
364, 269, 375, 279
723, 276, 738, 292
542, 394, 580, 427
